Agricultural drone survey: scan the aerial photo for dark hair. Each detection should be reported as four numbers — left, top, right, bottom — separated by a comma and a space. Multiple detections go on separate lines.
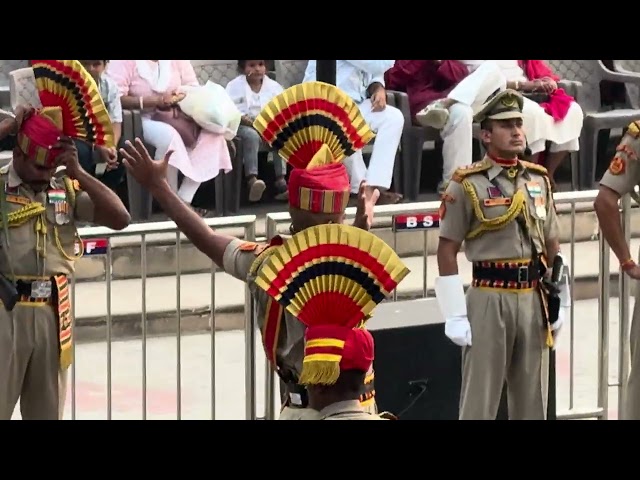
237, 60, 266, 73
480, 118, 493, 131
328, 369, 367, 397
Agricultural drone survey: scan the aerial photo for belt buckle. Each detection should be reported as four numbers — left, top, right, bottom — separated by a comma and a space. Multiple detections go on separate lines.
289, 392, 303, 407
31, 280, 52, 299
517, 266, 529, 283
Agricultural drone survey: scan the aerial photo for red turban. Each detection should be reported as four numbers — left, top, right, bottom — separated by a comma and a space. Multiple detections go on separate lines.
17, 107, 65, 168
287, 143, 351, 214
299, 324, 374, 386
251, 81, 378, 214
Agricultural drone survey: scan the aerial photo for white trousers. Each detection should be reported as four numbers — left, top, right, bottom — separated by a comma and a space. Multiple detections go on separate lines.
441, 61, 506, 182
344, 99, 405, 193
166, 165, 201, 204
141, 118, 202, 204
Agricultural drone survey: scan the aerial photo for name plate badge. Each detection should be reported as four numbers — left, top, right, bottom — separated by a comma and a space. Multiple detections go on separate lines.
393, 213, 441, 232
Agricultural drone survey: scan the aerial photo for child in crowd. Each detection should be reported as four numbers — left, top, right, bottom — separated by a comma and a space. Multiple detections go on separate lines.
225, 60, 288, 202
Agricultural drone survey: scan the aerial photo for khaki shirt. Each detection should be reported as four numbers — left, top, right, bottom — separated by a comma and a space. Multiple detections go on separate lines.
439, 156, 560, 262
318, 400, 386, 420
599, 123, 640, 197
223, 237, 307, 378
0, 162, 95, 278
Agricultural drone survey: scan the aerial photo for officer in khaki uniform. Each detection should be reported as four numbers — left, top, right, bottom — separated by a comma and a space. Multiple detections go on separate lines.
595, 121, 640, 419
0, 100, 130, 419
120, 81, 382, 420
434, 89, 569, 420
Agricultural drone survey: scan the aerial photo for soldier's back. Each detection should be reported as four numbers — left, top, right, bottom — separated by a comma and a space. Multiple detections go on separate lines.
318, 400, 386, 420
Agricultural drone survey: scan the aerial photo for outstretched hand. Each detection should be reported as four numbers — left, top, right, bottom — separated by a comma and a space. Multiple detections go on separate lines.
120, 138, 173, 190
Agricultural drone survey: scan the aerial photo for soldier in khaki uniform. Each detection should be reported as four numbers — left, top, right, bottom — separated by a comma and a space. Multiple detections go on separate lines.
0, 103, 130, 420
307, 329, 386, 421
120, 81, 382, 420
434, 89, 569, 420
595, 121, 640, 419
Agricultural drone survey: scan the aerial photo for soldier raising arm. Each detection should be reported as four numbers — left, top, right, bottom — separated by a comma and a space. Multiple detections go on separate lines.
595, 122, 640, 419
121, 81, 383, 419
119, 140, 378, 268
595, 122, 640, 279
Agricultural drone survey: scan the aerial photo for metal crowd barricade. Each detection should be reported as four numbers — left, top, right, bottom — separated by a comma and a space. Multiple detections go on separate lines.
261, 190, 614, 420
614, 193, 636, 419
70, 215, 256, 421
63, 188, 634, 420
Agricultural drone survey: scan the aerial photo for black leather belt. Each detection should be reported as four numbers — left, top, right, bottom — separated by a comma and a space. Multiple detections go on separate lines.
472, 259, 540, 290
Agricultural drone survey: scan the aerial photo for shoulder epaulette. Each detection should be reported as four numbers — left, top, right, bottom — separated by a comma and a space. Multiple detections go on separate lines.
520, 160, 549, 176
451, 158, 491, 183
627, 121, 640, 139
248, 235, 286, 277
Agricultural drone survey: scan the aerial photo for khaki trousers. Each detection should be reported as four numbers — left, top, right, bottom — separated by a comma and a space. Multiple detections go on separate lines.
0, 303, 60, 420
58, 367, 69, 419
459, 287, 549, 420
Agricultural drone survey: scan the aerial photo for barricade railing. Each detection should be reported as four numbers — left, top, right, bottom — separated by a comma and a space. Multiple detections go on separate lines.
68, 215, 256, 420
262, 190, 613, 420
614, 193, 635, 419
62, 188, 633, 420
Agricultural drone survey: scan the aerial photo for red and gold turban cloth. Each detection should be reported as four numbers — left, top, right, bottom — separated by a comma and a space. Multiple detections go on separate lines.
17, 60, 115, 168
253, 81, 374, 215
253, 223, 410, 385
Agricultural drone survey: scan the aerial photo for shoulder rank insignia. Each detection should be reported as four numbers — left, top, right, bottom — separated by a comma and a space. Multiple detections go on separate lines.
520, 160, 549, 176
452, 158, 491, 183
248, 242, 279, 277
608, 155, 626, 175
627, 121, 640, 139
239, 241, 260, 252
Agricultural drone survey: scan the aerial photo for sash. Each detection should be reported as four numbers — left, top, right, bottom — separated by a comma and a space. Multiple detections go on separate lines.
262, 297, 284, 366
251, 235, 286, 367
54, 274, 73, 369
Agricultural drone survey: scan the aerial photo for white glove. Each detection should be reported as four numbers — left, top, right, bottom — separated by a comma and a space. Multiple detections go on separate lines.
435, 274, 472, 347
550, 253, 571, 348
445, 315, 472, 347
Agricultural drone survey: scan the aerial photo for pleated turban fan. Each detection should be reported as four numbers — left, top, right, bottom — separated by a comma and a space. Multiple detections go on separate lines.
17, 60, 115, 168
253, 81, 375, 214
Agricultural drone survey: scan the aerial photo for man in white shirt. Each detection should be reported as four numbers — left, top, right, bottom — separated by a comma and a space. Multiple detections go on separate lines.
304, 61, 404, 204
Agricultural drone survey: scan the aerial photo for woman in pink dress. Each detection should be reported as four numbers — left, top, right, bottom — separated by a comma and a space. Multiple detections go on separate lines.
107, 60, 233, 215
